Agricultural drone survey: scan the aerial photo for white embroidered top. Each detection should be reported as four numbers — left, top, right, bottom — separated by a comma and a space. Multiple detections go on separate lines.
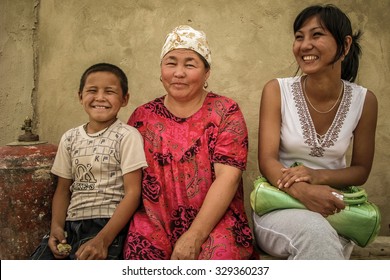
278, 77, 366, 169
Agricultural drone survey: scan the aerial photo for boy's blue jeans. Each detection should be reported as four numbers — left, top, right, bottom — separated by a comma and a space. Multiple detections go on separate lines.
30, 218, 127, 260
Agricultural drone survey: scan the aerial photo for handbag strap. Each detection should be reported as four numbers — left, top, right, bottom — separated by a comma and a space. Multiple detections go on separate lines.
342, 186, 367, 205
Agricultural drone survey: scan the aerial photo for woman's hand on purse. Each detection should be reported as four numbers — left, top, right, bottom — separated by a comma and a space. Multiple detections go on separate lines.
277, 164, 318, 188
286, 183, 345, 217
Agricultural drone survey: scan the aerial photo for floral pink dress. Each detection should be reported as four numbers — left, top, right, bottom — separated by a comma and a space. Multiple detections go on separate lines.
123, 92, 254, 259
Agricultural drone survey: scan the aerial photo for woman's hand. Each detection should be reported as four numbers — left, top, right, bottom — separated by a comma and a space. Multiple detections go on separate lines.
170, 230, 204, 260
277, 164, 319, 188
169, 164, 241, 260
286, 183, 345, 217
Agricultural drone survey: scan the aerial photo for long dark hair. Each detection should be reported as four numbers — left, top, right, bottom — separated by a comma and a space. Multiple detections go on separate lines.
293, 4, 362, 82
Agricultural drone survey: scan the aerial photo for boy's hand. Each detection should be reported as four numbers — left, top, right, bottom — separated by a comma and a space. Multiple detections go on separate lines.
48, 228, 69, 259
75, 236, 108, 260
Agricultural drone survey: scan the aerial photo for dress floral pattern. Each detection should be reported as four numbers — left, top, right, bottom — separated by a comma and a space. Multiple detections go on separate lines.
123, 92, 254, 259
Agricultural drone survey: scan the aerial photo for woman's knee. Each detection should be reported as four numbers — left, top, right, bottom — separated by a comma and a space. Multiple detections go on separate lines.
293, 212, 338, 241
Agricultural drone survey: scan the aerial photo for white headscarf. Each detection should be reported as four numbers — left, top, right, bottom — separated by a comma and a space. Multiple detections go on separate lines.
160, 25, 212, 66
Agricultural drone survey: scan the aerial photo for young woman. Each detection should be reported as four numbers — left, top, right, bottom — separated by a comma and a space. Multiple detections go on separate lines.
253, 5, 378, 259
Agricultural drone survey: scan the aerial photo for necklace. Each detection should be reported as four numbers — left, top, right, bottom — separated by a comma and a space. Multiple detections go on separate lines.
303, 77, 343, 114
83, 119, 116, 138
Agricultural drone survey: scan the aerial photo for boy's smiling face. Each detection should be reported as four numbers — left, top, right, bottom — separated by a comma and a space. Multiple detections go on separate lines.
79, 71, 129, 131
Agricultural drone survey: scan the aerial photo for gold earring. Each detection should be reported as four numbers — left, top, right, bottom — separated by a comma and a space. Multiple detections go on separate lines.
204, 81, 208, 89
160, 76, 162, 82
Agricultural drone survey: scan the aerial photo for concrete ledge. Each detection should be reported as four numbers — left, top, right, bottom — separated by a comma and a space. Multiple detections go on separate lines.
259, 236, 390, 260
351, 236, 390, 260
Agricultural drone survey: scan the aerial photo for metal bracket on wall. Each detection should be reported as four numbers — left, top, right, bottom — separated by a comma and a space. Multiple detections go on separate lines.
7, 117, 47, 146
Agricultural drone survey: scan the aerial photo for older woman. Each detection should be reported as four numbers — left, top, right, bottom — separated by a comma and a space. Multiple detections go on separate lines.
123, 25, 255, 260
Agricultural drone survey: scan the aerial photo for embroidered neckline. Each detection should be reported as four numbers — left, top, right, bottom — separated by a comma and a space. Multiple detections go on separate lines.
293, 79, 352, 157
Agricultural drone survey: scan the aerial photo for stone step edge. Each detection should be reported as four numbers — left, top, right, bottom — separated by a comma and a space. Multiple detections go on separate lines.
351, 236, 390, 257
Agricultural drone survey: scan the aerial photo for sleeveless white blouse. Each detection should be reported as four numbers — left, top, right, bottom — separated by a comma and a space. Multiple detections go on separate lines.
277, 77, 366, 169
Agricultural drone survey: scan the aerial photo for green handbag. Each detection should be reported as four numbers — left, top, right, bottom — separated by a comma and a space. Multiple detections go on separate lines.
250, 176, 381, 247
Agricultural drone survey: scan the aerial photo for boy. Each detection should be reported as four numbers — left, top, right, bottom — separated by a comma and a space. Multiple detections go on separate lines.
31, 63, 147, 259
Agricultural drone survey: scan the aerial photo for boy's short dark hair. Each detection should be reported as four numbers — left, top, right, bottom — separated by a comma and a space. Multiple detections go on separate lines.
79, 63, 129, 96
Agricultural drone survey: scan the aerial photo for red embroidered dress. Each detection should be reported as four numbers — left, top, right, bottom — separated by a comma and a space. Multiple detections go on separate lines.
123, 92, 254, 259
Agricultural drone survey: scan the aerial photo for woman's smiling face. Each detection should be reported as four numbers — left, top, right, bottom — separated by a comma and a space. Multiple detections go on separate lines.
160, 49, 210, 102
293, 16, 340, 75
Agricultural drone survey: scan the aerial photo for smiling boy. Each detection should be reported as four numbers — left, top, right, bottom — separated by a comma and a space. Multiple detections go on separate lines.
31, 63, 147, 260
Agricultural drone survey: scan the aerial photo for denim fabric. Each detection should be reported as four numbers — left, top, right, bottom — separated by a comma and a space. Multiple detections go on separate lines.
30, 218, 127, 260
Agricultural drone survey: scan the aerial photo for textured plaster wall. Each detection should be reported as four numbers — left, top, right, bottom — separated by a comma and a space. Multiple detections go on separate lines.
1, 0, 389, 236
0, 0, 38, 144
